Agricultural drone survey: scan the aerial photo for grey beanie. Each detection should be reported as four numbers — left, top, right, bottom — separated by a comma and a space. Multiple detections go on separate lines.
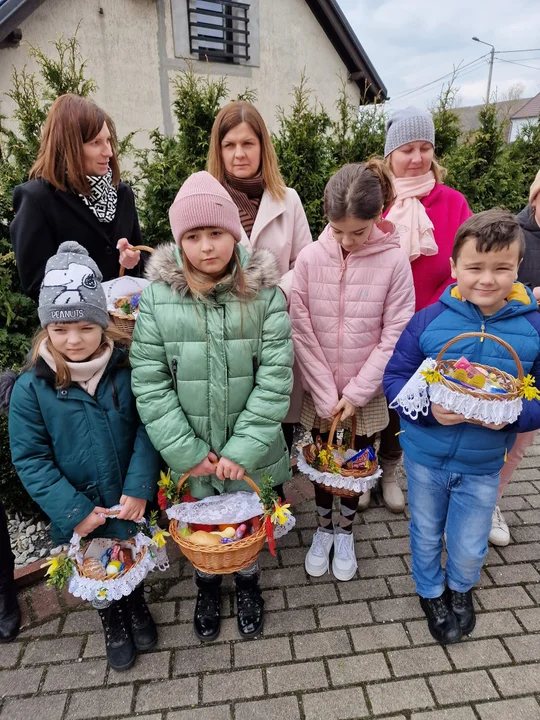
384, 106, 435, 158
38, 241, 109, 328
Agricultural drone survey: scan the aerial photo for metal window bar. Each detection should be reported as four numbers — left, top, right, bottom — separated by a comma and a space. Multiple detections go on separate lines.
187, 0, 250, 63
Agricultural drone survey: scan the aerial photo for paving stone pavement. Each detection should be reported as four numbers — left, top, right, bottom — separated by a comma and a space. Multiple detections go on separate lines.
3, 441, 540, 720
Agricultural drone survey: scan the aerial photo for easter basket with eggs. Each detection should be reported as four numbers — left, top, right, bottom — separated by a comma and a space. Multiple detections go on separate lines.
389, 331, 540, 425
162, 468, 295, 574
41, 507, 170, 603
101, 245, 153, 335
297, 411, 382, 497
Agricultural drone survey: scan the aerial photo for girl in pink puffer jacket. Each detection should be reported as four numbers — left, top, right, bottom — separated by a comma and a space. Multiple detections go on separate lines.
291, 159, 415, 581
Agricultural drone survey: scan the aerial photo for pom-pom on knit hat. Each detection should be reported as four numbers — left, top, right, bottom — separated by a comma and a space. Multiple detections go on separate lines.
38, 241, 109, 328
384, 106, 435, 158
169, 171, 243, 245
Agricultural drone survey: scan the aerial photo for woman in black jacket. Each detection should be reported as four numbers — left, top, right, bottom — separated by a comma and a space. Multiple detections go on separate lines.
10, 94, 142, 301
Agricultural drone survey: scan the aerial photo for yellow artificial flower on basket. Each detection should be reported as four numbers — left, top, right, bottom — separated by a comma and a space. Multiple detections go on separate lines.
519, 374, 540, 401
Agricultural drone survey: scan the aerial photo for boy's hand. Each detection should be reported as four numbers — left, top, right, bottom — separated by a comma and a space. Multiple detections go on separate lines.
118, 496, 147, 521
431, 403, 466, 426
189, 452, 218, 477
333, 397, 356, 421
117, 238, 140, 269
215, 457, 245, 481
74, 507, 108, 538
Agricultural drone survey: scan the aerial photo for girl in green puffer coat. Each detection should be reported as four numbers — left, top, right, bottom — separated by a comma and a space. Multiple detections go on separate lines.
130, 171, 294, 641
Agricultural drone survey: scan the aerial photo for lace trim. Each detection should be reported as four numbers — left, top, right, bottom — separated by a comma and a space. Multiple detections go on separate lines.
389, 358, 434, 419
296, 454, 381, 493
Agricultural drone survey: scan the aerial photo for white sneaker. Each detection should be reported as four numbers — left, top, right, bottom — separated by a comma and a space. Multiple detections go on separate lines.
489, 505, 510, 546
305, 528, 334, 577
332, 531, 358, 581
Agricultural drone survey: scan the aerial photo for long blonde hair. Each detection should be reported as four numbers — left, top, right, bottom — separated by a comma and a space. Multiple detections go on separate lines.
181, 245, 255, 303
207, 101, 286, 202
27, 325, 130, 389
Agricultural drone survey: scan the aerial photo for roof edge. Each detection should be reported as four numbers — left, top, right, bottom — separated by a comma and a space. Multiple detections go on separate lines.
0, 0, 47, 45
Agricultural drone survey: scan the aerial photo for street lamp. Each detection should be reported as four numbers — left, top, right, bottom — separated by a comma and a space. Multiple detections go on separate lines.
472, 36, 495, 104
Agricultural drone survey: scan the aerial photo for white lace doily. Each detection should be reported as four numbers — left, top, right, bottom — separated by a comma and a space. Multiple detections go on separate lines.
167, 491, 264, 524
274, 514, 296, 539
297, 454, 381, 494
389, 358, 434, 419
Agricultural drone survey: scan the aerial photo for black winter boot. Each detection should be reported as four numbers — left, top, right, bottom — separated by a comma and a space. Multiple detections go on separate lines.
98, 599, 136, 671
448, 588, 476, 635
419, 593, 462, 645
235, 574, 264, 638
128, 584, 158, 652
194, 574, 222, 642
0, 581, 21, 644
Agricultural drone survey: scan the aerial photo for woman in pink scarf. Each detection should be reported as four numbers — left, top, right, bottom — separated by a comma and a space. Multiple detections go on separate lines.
359, 107, 472, 513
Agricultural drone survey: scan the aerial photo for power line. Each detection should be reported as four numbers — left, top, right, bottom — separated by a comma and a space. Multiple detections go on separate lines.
496, 48, 540, 54
496, 57, 540, 71
391, 54, 489, 101
394, 62, 492, 103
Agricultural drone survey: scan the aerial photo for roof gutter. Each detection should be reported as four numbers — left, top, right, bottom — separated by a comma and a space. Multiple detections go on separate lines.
0, 0, 47, 47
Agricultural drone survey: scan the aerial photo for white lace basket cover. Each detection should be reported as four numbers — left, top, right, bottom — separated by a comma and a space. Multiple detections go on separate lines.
296, 452, 382, 494
389, 358, 523, 425
166, 490, 295, 540
67, 507, 169, 603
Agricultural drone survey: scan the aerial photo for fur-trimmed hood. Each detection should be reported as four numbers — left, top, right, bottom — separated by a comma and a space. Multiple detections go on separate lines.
144, 243, 281, 298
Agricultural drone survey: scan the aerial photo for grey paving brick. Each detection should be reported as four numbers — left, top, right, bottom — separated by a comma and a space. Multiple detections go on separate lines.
350, 623, 409, 651
328, 652, 390, 685
302, 687, 368, 720
263, 589, 287, 611
487, 563, 540, 585
148, 601, 177, 624
374, 537, 411, 555
280, 547, 309, 565
22, 636, 83, 665
174, 644, 230, 674
67, 685, 133, 719
364, 506, 403, 522
429, 670, 498, 705
370, 595, 425, 622
388, 574, 416, 596
261, 567, 307, 589
156, 622, 199, 650
234, 636, 291, 666
108, 650, 171, 684
61, 610, 101, 634
338, 578, 390, 601
0, 667, 43, 697
389, 645, 451, 677
43, 659, 106, 691
236, 696, 300, 720
475, 586, 533, 610
504, 634, 540, 662
500, 543, 540, 562
503, 481, 538, 496
264, 608, 316, 635
135, 677, 198, 712
286, 583, 338, 608
368, 678, 433, 714
517, 509, 540, 523
526, 583, 540, 604
447, 638, 511, 669
0, 642, 22, 669
511, 525, 540, 542
165, 579, 198, 599
485, 547, 505, 566
293, 629, 350, 659
317, 601, 371, 628
476, 697, 540, 720
525, 494, 540, 507
515, 607, 540, 630
0, 694, 67, 720
202, 668, 263, 702
353, 522, 391, 539
83, 633, 106, 658
499, 495, 533, 511
266, 660, 328, 693
353, 541, 377, 559
388, 520, 410, 537
168, 708, 231, 720
358, 556, 407, 577
20, 619, 61, 638
412, 709, 476, 719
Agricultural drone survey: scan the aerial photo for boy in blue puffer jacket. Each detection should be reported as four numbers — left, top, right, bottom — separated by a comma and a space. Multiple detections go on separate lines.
384, 209, 540, 646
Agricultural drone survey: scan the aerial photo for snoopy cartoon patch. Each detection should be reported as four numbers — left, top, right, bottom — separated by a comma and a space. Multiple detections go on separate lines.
41, 262, 98, 305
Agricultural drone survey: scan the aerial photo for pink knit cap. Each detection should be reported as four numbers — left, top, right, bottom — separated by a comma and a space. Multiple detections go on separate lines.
169, 171, 243, 245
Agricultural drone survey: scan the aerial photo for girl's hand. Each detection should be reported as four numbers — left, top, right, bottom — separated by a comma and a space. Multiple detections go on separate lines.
189, 452, 218, 477
533, 286, 540, 301
118, 238, 141, 270
215, 457, 245, 481
333, 397, 356, 421
74, 507, 108, 538
431, 403, 466, 426
118, 495, 147, 521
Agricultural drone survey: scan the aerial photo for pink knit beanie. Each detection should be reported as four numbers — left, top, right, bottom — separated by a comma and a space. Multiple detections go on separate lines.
169, 171, 243, 245
530, 169, 540, 205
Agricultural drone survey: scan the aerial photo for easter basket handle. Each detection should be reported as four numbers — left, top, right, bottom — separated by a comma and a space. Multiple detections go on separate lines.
119, 245, 154, 277
175, 463, 262, 498
327, 410, 357, 448
435, 332, 524, 382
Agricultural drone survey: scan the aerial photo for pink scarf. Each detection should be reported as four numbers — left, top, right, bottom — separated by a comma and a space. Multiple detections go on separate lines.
386, 171, 438, 261
39, 339, 113, 397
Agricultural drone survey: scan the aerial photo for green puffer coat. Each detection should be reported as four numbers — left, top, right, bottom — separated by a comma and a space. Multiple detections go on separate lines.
130, 244, 294, 498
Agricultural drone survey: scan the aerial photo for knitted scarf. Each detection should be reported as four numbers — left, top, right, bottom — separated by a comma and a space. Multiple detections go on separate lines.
79, 167, 118, 223
223, 172, 264, 237
39, 339, 113, 397
386, 171, 438, 261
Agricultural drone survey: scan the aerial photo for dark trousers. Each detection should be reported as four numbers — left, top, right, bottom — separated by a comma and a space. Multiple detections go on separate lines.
0, 503, 15, 587
282, 422, 294, 454
378, 408, 403, 464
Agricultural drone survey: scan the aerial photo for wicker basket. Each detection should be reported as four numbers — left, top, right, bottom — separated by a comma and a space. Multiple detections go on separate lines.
301, 412, 378, 498
109, 245, 154, 335
169, 472, 267, 574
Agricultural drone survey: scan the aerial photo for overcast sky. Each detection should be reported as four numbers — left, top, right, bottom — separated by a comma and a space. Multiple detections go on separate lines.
338, 0, 540, 109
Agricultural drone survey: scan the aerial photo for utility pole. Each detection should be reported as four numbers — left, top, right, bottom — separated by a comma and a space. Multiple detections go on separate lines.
472, 37, 495, 104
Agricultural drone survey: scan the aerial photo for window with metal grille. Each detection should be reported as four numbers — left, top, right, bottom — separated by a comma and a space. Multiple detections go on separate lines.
186, 0, 250, 64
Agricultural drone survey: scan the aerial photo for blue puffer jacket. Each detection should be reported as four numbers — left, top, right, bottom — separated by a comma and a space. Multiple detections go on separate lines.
383, 283, 540, 474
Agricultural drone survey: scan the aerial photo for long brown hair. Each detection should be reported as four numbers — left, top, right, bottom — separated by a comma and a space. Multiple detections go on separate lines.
324, 158, 396, 221
27, 325, 130, 389
207, 101, 286, 202
181, 245, 254, 302
29, 94, 120, 195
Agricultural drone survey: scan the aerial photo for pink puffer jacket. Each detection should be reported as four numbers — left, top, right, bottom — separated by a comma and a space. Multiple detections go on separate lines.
290, 220, 415, 420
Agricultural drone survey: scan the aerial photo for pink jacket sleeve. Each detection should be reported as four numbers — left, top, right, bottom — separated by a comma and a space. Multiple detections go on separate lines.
279, 190, 313, 301
290, 252, 339, 420
342, 253, 415, 408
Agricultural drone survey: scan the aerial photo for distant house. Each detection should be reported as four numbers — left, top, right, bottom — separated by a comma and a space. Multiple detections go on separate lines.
0, 0, 387, 146
509, 93, 540, 142
454, 92, 540, 142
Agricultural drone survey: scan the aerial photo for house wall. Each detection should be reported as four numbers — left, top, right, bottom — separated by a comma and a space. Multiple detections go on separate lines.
0, 0, 361, 149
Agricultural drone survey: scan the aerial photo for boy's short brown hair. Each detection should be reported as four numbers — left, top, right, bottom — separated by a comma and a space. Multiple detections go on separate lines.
452, 208, 525, 263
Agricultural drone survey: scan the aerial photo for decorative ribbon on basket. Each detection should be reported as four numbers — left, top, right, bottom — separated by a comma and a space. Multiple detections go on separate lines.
390, 331, 540, 425
40, 506, 169, 602
297, 411, 382, 497
104, 245, 154, 334
167, 467, 295, 574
